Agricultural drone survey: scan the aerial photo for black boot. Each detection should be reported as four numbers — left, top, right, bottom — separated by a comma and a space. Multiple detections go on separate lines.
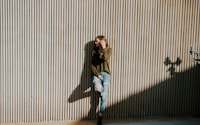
97, 115, 102, 125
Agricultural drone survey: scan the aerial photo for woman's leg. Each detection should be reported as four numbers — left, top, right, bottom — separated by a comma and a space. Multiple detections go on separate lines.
99, 72, 111, 114
93, 76, 103, 93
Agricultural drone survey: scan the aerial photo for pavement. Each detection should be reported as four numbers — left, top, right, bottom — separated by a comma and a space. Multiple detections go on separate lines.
102, 117, 200, 125
104, 121, 200, 125
1, 117, 200, 125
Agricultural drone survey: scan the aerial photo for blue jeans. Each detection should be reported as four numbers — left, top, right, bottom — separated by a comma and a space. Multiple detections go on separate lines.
93, 72, 111, 113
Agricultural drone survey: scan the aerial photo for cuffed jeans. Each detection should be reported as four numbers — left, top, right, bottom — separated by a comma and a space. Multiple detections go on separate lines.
93, 71, 111, 113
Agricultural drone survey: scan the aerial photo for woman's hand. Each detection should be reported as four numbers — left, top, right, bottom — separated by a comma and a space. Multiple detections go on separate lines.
98, 75, 103, 80
100, 40, 106, 49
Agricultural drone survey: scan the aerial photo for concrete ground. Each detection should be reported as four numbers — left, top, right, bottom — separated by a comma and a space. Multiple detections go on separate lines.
104, 121, 200, 125
103, 117, 200, 125
1, 117, 200, 125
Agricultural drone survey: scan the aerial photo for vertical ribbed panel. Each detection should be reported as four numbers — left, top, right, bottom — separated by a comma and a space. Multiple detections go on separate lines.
0, 0, 200, 123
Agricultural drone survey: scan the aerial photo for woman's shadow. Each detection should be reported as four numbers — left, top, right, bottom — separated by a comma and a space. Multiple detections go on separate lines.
68, 41, 100, 120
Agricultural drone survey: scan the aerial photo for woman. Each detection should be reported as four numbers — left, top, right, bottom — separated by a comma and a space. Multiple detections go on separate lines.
91, 35, 112, 118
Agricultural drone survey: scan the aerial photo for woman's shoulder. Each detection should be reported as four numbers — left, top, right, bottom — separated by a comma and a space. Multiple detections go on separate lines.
107, 47, 112, 51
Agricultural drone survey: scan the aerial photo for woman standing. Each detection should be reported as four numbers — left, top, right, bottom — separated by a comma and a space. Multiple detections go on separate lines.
91, 35, 112, 119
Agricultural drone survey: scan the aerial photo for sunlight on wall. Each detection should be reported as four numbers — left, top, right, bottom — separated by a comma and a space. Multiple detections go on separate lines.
0, 0, 199, 124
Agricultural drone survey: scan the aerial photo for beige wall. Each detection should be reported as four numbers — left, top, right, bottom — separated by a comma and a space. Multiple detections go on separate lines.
0, 0, 200, 124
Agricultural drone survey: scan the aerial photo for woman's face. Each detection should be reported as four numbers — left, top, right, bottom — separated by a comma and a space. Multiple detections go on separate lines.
95, 38, 100, 47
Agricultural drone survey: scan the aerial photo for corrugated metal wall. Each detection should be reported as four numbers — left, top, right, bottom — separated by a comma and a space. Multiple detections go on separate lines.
0, 0, 200, 124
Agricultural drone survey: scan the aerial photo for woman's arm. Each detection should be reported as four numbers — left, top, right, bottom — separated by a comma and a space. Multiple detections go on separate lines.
100, 48, 112, 61
91, 64, 100, 77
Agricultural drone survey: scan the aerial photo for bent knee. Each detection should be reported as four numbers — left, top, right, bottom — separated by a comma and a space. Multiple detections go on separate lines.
95, 84, 102, 92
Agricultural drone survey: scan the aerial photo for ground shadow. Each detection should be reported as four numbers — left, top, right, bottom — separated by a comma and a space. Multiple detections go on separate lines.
68, 41, 100, 119
81, 64, 200, 120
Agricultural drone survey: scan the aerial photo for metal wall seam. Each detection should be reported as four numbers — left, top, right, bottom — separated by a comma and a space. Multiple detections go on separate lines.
0, 0, 2, 122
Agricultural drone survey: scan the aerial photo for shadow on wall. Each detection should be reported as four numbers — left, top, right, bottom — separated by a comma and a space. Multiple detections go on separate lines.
68, 42, 200, 120
68, 41, 100, 119
104, 64, 200, 119
82, 64, 200, 120
164, 57, 182, 76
